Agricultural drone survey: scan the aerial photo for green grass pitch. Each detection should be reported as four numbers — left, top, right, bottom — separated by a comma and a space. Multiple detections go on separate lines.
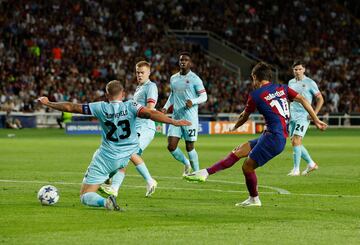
0, 128, 359, 244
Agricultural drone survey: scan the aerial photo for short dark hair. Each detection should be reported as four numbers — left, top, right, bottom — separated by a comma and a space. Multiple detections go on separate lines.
179, 51, 191, 59
251, 62, 272, 81
106, 80, 124, 97
292, 60, 306, 68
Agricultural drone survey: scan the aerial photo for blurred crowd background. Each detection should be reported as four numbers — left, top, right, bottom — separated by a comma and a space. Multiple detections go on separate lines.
1, 0, 359, 115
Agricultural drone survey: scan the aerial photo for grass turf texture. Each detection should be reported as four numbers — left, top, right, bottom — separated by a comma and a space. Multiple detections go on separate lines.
0, 128, 359, 245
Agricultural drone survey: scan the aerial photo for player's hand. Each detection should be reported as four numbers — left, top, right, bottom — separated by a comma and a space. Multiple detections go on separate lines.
314, 120, 327, 131
37, 97, 49, 105
185, 100, 193, 108
160, 108, 167, 114
172, 120, 192, 127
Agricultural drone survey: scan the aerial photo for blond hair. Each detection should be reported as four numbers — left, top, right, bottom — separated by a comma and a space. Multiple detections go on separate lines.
135, 60, 151, 69
105, 80, 124, 97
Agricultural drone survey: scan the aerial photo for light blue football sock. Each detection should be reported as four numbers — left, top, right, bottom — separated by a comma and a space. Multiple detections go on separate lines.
80, 192, 105, 207
111, 171, 125, 193
293, 145, 302, 171
188, 149, 199, 171
136, 162, 152, 182
170, 147, 190, 166
301, 145, 315, 166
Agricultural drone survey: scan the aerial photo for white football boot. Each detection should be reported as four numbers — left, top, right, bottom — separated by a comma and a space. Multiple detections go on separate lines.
235, 196, 262, 207
287, 168, 300, 176
301, 163, 318, 176
145, 179, 158, 197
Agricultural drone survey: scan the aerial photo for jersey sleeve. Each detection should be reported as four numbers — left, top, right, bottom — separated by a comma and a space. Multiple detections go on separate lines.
310, 80, 321, 97
82, 104, 92, 115
88, 102, 103, 118
244, 95, 256, 113
147, 83, 158, 105
194, 76, 206, 94
128, 100, 144, 117
287, 87, 298, 101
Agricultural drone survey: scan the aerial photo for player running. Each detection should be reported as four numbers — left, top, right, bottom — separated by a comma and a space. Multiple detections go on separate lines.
287, 60, 324, 176
161, 52, 207, 175
38, 80, 190, 211
184, 62, 327, 207
100, 61, 159, 197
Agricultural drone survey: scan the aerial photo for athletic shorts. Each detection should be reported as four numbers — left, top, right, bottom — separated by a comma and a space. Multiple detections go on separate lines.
248, 131, 286, 166
167, 122, 198, 142
136, 126, 155, 152
82, 149, 130, 185
289, 119, 310, 138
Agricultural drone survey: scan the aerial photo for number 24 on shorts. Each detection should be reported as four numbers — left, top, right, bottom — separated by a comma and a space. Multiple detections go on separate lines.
295, 124, 304, 132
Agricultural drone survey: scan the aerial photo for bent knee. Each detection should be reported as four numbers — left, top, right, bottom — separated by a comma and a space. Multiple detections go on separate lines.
291, 135, 302, 146
167, 145, 177, 152
233, 142, 251, 158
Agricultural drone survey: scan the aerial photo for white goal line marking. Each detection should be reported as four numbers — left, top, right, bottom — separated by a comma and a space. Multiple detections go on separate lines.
1, 178, 359, 198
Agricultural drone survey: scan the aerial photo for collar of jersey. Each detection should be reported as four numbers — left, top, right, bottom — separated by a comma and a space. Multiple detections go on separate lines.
260, 82, 272, 88
109, 100, 123, 103
295, 75, 307, 82
180, 70, 191, 76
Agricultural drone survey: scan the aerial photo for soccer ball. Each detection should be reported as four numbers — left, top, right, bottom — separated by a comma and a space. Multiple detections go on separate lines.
37, 185, 60, 205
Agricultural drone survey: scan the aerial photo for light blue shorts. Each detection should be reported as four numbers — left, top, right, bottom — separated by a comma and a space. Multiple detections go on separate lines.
82, 149, 130, 185
289, 119, 310, 138
167, 122, 198, 142
137, 127, 155, 151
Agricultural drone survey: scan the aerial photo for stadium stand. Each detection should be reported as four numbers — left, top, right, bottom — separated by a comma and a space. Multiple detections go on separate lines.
0, 0, 359, 115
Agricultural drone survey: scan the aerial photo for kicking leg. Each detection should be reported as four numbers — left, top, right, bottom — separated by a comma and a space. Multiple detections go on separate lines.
184, 142, 251, 182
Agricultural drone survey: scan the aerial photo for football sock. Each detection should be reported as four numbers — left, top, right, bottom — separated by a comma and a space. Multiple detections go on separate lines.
243, 171, 258, 197
170, 147, 190, 166
135, 162, 152, 183
111, 171, 125, 193
80, 192, 105, 207
207, 152, 240, 175
300, 145, 315, 167
187, 149, 200, 171
293, 145, 302, 171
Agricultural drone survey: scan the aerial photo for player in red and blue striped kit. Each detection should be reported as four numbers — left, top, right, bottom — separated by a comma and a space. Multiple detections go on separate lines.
185, 62, 327, 207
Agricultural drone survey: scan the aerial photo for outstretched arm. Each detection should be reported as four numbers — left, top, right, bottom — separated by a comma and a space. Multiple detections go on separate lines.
138, 107, 190, 126
313, 93, 324, 115
230, 110, 251, 131
293, 94, 327, 130
38, 97, 84, 114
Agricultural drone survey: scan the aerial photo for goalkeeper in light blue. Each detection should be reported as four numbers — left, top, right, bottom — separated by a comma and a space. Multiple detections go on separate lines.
100, 61, 159, 198
288, 60, 324, 176
161, 52, 207, 176
38, 80, 191, 211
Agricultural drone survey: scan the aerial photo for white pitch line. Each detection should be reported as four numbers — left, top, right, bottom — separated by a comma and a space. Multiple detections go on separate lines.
128, 174, 291, 195
1, 178, 360, 198
0, 179, 273, 194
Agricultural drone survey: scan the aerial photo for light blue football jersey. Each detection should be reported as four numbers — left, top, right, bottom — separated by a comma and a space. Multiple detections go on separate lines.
289, 76, 320, 120
169, 70, 206, 121
88, 100, 143, 159
133, 80, 158, 131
